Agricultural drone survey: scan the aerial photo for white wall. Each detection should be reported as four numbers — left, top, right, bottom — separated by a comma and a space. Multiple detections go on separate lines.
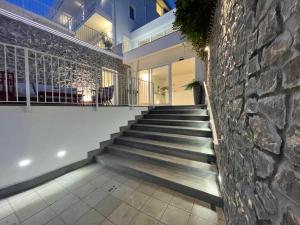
0, 106, 147, 189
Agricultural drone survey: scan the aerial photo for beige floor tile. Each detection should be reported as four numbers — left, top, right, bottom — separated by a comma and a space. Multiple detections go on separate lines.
60, 201, 90, 225
22, 207, 56, 225
130, 212, 159, 225
0, 213, 20, 225
46, 217, 65, 225
83, 189, 108, 207
112, 185, 134, 201
191, 204, 219, 224
124, 191, 150, 210
108, 203, 138, 225
141, 197, 167, 220
90, 175, 111, 188
123, 178, 141, 190
0, 200, 13, 220
36, 182, 69, 205
75, 209, 105, 225
101, 180, 122, 193
187, 214, 211, 225
72, 183, 97, 199
94, 195, 122, 217
161, 205, 190, 225
9, 192, 48, 222
100, 219, 115, 225
152, 187, 174, 204
113, 175, 128, 184
50, 193, 80, 215
137, 182, 157, 196
170, 193, 194, 212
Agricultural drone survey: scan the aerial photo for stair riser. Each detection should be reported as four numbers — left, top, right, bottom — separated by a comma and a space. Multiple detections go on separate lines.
131, 125, 212, 137
155, 105, 207, 110
114, 138, 216, 163
138, 120, 210, 128
123, 131, 213, 147
106, 147, 216, 178
97, 158, 223, 208
143, 114, 209, 121
149, 110, 207, 115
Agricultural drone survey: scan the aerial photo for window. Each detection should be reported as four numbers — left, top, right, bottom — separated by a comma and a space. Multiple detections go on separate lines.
156, 2, 164, 16
129, 6, 135, 20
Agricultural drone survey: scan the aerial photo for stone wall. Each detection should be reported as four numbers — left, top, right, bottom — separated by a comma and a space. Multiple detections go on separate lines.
208, 0, 300, 224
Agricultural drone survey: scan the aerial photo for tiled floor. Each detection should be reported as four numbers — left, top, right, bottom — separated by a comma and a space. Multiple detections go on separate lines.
0, 164, 226, 225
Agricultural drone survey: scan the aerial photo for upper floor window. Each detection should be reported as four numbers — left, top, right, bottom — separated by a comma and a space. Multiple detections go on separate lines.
129, 6, 135, 20
156, 2, 164, 16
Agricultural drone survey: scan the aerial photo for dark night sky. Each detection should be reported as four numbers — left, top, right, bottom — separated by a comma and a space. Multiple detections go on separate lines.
165, 0, 176, 8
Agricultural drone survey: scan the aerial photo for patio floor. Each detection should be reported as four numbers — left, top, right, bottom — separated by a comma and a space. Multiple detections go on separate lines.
0, 164, 226, 225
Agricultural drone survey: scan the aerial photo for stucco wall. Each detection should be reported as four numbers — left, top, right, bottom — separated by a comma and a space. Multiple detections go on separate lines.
0, 106, 147, 189
208, 0, 300, 224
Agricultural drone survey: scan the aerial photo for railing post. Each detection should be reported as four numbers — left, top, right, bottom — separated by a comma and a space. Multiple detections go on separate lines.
95, 68, 99, 110
24, 48, 31, 108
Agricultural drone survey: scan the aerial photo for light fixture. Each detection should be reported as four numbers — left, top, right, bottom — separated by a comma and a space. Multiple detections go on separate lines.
18, 159, 32, 167
57, 151, 67, 158
218, 174, 222, 184
204, 46, 210, 52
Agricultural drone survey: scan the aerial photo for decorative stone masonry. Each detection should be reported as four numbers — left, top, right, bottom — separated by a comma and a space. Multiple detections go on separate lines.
208, 0, 300, 224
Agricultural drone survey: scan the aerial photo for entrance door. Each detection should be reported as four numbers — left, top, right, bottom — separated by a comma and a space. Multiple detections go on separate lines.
151, 65, 169, 105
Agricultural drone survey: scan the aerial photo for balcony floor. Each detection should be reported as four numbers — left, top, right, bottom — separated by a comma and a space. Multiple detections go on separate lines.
0, 164, 225, 225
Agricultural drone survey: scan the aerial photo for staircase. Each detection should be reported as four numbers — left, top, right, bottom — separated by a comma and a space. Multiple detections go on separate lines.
96, 105, 223, 208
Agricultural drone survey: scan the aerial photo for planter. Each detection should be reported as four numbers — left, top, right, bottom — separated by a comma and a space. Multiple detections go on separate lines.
193, 85, 203, 105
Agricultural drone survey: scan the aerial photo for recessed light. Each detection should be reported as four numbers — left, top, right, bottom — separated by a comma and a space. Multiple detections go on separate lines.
18, 159, 32, 167
57, 151, 67, 158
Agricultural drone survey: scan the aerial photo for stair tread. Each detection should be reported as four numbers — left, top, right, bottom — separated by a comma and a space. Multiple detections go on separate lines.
98, 154, 221, 199
147, 113, 209, 117
132, 123, 211, 131
140, 119, 210, 123
117, 136, 215, 156
107, 144, 217, 174
125, 130, 212, 142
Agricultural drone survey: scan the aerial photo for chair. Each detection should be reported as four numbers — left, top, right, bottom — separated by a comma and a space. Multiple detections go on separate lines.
96, 85, 114, 105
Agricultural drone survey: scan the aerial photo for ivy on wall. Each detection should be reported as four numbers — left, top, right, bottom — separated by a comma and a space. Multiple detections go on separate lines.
173, 0, 216, 58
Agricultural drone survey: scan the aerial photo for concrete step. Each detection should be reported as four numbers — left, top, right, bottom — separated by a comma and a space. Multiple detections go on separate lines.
114, 136, 216, 163
149, 109, 208, 115
131, 124, 212, 137
123, 130, 213, 146
154, 105, 207, 110
105, 144, 217, 176
97, 154, 223, 208
138, 119, 211, 128
144, 114, 209, 121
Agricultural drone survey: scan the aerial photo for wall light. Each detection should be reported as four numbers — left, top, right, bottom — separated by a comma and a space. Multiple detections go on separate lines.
18, 159, 32, 167
204, 46, 210, 52
57, 151, 67, 158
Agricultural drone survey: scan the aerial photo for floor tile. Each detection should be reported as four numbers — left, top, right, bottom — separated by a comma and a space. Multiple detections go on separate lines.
0, 200, 13, 220
130, 212, 158, 225
123, 178, 141, 190
161, 205, 190, 225
113, 174, 128, 184
0, 213, 20, 225
75, 209, 105, 225
72, 183, 97, 199
36, 182, 69, 205
141, 197, 167, 220
152, 187, 174, 204
83, 188, 108, 207
187, 214, 211, 225
60, 201, 90, 225
193, 199, 211, 209
45, 217, 65, 225
94, 195, 122, 217
108, 203, 138, 225
101, 180, 122, 193
100, 219, 114, 225
22, 207, 56, 225
50, 193, 80, 215
191, 204, 219, 224
170, 193, 194, 212
90, 175, 111, 188
112, 185, 134, 201
9, 192, 48, 222
124, 190, 150, 210
137, 182, 157, 196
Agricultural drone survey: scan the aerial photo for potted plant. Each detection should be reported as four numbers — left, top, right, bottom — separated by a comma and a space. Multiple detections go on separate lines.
184, 80, 203, 105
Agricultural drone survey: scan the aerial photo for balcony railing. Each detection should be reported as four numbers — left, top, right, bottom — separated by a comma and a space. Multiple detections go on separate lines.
0, 42, 153, 107
2, 0, 113, 50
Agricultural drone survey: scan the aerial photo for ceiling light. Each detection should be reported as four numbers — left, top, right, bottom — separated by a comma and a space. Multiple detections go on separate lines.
18, 159, 32, 167
57, 151, 67, 158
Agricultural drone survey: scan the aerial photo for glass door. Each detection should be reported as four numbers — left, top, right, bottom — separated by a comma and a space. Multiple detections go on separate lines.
151, 65, 169, 105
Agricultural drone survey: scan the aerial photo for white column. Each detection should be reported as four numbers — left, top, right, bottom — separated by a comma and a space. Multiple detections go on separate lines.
195, 57, 204, 81
168, 64, 172, 105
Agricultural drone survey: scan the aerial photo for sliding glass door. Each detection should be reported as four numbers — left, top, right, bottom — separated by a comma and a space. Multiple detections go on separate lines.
151, 65, 169, 105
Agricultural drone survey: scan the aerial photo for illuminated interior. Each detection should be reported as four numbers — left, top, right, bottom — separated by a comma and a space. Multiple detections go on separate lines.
84, 13, 112, 37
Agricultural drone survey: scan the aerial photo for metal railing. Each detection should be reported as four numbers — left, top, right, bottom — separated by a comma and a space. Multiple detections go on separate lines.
0, 42, 153, 107
3, 0, 113, 49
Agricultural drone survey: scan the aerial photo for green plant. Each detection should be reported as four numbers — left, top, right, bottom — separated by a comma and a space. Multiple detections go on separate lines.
173, 0, 215, 58
183, 80, 201, 90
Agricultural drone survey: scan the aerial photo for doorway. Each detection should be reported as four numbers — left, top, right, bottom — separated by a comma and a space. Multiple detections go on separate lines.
151, 65, 169, 105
